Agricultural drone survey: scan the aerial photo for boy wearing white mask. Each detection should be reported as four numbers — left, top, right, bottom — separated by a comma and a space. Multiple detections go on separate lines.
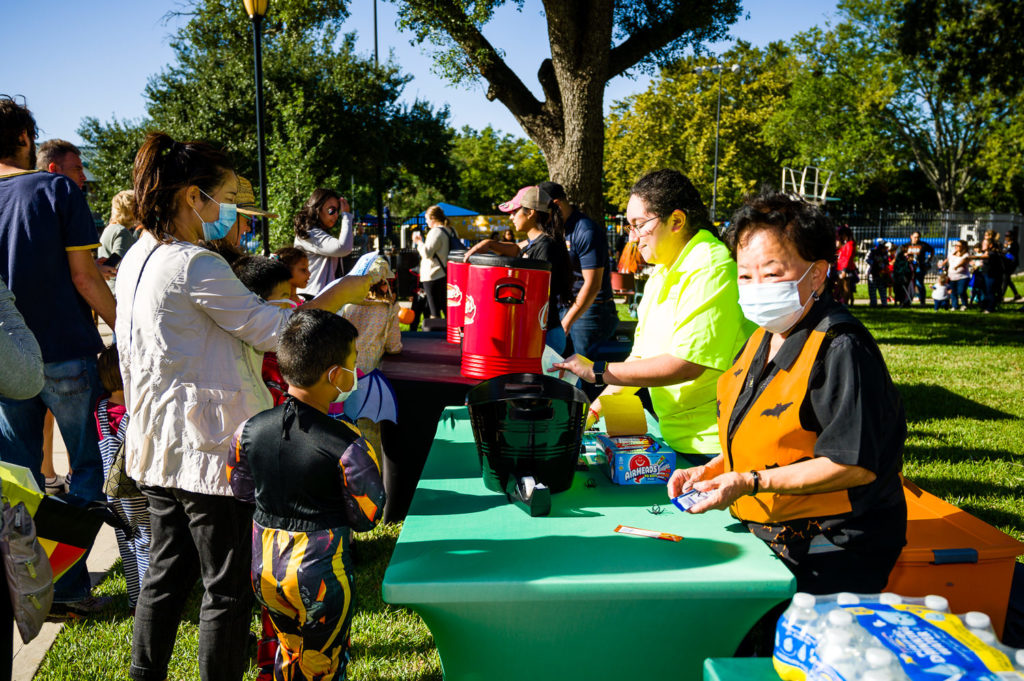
554, 169, 754, 458
229, 309, 385, 681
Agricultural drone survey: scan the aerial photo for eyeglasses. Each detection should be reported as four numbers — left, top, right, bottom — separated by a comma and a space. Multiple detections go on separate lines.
628, 215, 660, 237
326, 207, 338, 216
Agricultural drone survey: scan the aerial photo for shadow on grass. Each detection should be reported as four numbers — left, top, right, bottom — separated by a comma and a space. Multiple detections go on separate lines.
904, 442, 1021, 467
897, 383, 1016, 422
854, 306, 1023, 347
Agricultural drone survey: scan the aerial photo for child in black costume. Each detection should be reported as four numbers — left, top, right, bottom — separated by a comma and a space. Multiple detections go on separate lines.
230, 309, 385, 680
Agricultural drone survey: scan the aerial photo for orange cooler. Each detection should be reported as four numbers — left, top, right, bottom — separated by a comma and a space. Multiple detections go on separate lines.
886, 478, 1024, 636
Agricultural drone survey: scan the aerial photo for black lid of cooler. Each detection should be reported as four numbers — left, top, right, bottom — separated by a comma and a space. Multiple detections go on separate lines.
468, 253, 551, 271
447, 250, 468, 264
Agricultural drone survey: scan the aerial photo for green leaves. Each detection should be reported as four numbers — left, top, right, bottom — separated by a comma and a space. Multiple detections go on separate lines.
79, 0, 453, 248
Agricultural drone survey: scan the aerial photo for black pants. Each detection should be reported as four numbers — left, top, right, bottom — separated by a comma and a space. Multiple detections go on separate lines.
422, 277, 447, 318
130, 486, 254, 681
737, 543, 902, 657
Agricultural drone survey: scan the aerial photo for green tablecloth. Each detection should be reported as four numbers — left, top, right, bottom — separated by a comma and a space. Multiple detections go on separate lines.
703, 658, 779, 681
382, 407, 795, 681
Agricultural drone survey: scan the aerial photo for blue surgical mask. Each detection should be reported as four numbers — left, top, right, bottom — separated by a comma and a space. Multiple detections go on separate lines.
737, 264, 817, 334
193, 189, 237, 241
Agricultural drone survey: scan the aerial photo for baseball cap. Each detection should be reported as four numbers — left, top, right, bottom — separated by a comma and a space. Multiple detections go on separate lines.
235, 176, 279, 218
499, 185, 552, 213
537, 181, 566, 201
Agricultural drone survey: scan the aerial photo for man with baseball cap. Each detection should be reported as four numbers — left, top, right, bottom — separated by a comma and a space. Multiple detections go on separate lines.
538, 181, 618, 362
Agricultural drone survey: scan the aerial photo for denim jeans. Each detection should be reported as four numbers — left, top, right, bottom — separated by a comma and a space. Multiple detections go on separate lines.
561, 299, 619, 360
949, 278, 969, 308
867, 278, 887, 306
130, 487, 254, 681
0, 357, 103, 602
913, 270, 928, 304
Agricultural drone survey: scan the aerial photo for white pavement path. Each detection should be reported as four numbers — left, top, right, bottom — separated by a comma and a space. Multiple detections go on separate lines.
12, 322, 120, 681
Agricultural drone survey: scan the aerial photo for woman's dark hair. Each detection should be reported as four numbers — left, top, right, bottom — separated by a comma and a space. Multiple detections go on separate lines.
0, 96, 36, 160
232, 255, 293, 299
97, 344, 123, 394
294, 188, 339, 239
273, 246, 308, 269
725, 190, 837, 264
630, 169, 713, 235
837, 226, 853, 242
133, 132, 234, 240
277, 309, 358, 388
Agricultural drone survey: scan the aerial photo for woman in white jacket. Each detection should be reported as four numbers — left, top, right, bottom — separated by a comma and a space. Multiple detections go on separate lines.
116, 133, 372, 681
413, 204, 457, 318
293, 188, 354, 296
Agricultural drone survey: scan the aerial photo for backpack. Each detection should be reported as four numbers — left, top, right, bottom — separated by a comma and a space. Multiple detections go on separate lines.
432, 226, 459, 268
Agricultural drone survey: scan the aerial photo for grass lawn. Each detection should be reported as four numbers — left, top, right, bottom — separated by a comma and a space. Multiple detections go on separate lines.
35, 302, 1023, 680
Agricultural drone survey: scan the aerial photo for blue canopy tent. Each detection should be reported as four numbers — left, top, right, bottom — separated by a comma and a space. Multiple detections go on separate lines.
402, 203, 478, 226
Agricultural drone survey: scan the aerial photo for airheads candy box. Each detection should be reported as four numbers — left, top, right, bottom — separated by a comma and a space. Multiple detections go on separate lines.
596, 434, 675, 485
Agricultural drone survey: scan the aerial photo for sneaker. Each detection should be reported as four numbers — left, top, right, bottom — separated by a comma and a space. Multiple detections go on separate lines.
44, 474, 68, 495
47, 595, 116, 620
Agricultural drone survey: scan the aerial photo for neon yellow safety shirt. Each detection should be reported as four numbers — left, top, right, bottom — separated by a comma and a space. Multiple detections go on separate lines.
632, 229, 755, 454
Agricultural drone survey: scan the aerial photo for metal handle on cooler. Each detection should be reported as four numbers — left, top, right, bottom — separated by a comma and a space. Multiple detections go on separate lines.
494, 281, 526, 304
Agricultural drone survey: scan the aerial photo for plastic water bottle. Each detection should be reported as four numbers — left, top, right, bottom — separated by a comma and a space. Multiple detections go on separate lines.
836, 592, 861, 606
864, 646, 909, 680
964, 611, 996, 636
879, 593, 903, 606
817, 642, 862, 681
823, 608, 869, 647
923, 595, 949, 612
782, 592, 821, 635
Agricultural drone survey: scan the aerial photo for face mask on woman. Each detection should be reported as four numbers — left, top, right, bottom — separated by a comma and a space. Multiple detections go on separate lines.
330, 365, 359, 403
193, 189, 237, 241
738, 263, 818, 334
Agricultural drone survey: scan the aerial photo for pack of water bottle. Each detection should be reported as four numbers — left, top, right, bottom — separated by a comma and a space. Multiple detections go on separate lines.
774, 591, 1024, 680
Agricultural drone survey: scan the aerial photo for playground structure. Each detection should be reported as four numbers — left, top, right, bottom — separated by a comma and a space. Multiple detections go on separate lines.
782, 166, 834, 206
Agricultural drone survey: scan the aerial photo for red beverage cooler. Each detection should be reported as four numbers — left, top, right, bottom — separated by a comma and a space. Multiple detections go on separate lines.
461, 254, 551, 379
445, 251, 468, 344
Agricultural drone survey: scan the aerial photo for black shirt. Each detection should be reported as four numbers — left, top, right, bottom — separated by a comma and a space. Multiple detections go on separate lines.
729, 293, 907, 555
521, 233, 571, 329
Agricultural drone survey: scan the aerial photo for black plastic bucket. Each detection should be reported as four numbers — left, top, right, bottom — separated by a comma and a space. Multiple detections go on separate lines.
466, 373, 590, 495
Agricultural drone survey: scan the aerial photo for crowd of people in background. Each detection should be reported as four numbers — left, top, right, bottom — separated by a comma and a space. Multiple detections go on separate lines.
852, 229, 1019, 312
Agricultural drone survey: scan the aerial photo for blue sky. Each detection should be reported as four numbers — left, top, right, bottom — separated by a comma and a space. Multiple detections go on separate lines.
0, 0, 839, 146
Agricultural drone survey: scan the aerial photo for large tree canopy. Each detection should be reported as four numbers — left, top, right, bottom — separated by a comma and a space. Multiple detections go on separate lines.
392, 0, 742, 216
896, 0, 1024, 98
775, 0, 1012, 211
605, 41, 795, 219
81, 0, 455, 248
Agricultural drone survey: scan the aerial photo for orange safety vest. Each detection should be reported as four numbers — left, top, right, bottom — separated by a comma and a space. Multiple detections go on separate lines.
717, 326, 853, 524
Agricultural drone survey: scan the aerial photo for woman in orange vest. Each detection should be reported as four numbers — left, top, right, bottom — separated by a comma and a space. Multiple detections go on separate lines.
668, 191, 907, 595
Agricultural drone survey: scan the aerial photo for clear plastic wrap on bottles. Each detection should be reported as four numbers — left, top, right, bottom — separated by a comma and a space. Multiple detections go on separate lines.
773, 592, 1024, 681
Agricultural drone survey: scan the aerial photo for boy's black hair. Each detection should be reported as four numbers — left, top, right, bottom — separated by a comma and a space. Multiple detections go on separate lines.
97, 344, 123, 393
232, 255, 292, 299
277, 309, 358, 388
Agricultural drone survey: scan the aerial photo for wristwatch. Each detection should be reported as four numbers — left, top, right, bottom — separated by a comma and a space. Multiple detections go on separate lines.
593, 360, 607, 387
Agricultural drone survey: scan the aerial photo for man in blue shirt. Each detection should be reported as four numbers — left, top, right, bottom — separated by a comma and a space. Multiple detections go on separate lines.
0, 96, 115, 616
539, 181, 618, 361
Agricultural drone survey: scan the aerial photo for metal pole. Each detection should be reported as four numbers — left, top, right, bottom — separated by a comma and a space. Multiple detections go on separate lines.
373, 0, 384, 248
252, 15, 269, 255
711, 69, 723, 224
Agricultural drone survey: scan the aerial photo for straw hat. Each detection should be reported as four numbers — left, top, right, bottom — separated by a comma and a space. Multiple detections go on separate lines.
236, 176, 279, 218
